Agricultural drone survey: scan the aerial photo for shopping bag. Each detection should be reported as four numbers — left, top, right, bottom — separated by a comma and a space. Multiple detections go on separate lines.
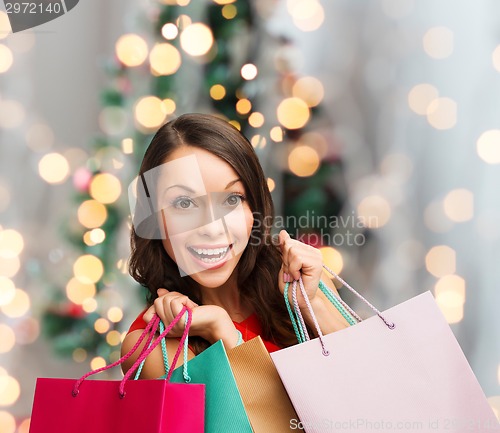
29, 307, 205, 433
159, 339, 254, 433
227, 336, 303, 432
271, 270, 500, 433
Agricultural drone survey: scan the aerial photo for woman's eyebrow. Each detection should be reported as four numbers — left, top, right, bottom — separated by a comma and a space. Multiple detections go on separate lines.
164, 184, 197, 193
225, 178, 242, 189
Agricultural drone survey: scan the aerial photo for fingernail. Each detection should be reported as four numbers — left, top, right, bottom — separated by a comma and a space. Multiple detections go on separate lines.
283, 273, 290, 283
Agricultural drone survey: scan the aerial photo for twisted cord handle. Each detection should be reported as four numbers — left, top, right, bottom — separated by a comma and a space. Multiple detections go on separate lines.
72, 314, 161, 397
291, 280, 310, 342
292, 277, 330, 356
322, 264, 395, 329
121, 307, 192, 396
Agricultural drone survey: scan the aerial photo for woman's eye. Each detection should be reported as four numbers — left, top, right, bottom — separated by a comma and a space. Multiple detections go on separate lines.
172, 197, 195, 209
224, 194, 243, 206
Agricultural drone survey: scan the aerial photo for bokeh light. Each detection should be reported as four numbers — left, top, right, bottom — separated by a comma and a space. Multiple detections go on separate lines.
493, 45, 500, 73
94, 318, 110, 334
77, 200, 108, 229
236, 98, 252, 115
277, 97, 310, 129
425, 245, 456, 277
288, 145, 320, 177
73, 254, 104, 284
0, 44, 13, 73
0, 99, 25, 129
122, 138, 134, 154
477, 130, 500, 164
106, 330, 122, 346
115, 34, 148, 67
1, 289, 30, 318
357, 195, 391, 228
435, 275, 466, 324
210, 84, 226, 100
107, 306, 123, 323
408, 83, 439, 115
0, 256, 20, 278
426, 97, 457, 130
320, 246, 344, 274
73, 348, 87, 363
90, 357, 106, 370
298, 132, 329, 159
0, 277, 15, 306
0, 229, 24, 259
82, 298, 98, 313
222, 4, 237, 19
0, 324, 15, 353
38, 153, 70, 184
18, 418, 31, 433
443, 189, 474, 222
0, 411, 15, 433
292, 76, 324, 107
267, 177, 275, 192
161, 23, 179, 40
150, 43, 181, 75
162, 98, 176, 115
180, 23, 214, 56
423, 26, 454, 59
213, 0, 236, 4
248, 112, 264, 128
0, 375, 20, 405
89, 173, 121, 204
134, 96, 167, 129
250, 135, 266, 148
66, 277, 96, 305
288, 0, 325, 32
241, 63, 258, 80
270, 126, 283, 142
13, 317, 40, 345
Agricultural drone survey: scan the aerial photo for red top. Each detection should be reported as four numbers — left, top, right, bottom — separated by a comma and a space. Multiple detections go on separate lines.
127, 309, 281, 353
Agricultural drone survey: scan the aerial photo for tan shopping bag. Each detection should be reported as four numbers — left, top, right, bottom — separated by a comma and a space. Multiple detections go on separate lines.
227, 336, 303, 432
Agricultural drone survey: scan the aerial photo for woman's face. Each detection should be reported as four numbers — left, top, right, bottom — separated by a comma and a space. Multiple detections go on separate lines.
156, 145, 254, 288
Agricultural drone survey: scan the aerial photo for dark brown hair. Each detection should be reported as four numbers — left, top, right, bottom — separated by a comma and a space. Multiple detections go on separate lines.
129, 113, 297, 352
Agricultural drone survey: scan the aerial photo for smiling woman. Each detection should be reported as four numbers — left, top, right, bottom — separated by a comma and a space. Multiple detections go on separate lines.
121, 113, 350, 379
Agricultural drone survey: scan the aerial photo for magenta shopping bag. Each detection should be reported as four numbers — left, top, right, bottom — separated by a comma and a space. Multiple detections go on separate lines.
29, 307, 204, 433
271, 269, 500, 433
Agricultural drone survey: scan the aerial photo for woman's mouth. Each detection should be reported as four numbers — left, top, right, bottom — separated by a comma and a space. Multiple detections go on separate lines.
187, 244, 233, 265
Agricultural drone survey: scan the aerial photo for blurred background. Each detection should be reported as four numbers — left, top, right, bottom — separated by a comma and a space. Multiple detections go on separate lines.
1, 0, 500, 429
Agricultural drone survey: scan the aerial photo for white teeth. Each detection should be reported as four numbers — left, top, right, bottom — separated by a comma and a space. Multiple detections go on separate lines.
191, 246, 229, 256
189, 245, 231, 265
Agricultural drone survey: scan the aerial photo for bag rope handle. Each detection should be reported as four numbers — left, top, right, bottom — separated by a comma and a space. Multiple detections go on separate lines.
72, 307, 191, 398
322, 264, 395, 330
121, 307, 192, 396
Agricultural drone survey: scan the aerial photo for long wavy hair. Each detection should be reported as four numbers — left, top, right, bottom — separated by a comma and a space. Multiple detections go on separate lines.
129, 113, 297, 353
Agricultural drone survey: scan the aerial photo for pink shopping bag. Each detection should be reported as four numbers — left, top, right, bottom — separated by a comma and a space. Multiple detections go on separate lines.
29, 307, 204, 433
271, 270, 500, 433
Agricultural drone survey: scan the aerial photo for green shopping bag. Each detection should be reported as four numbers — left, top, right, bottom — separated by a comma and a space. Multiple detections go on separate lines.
136, 319, 253, 433
165, 340, 253, 432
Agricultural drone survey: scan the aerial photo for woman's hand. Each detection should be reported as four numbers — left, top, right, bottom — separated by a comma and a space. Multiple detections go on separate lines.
278, 230, 323, 309
143, 289, 240, 348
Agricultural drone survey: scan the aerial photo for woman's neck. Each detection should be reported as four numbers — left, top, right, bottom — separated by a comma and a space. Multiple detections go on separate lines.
199, 272, 253, 322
